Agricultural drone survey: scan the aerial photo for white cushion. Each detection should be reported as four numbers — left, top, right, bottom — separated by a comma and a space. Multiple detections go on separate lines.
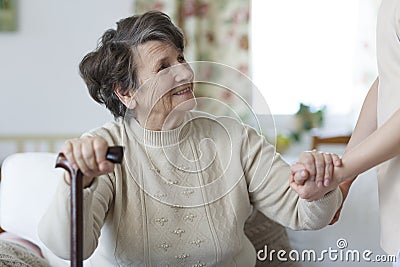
0, 153, 70, 266
0, 153, 62, 243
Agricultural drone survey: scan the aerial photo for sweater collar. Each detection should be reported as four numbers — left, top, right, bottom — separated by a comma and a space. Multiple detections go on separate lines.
125, 113, 191, 147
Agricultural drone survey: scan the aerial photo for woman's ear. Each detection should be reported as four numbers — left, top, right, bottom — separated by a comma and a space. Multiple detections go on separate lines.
114, 86, 137, 109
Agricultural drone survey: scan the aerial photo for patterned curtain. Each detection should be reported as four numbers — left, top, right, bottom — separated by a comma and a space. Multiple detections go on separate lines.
135, 0, 251, 119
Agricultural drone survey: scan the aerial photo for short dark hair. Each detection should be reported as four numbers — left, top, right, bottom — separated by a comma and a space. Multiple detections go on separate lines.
79, 11, 185, 118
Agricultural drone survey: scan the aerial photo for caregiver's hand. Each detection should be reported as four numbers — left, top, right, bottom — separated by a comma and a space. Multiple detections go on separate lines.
289, 150, 342, 201
61, 136, 115, 188
291, 150, 342, 187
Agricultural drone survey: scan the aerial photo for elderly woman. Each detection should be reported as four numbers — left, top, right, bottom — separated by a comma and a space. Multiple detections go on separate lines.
38, 11, 342, 266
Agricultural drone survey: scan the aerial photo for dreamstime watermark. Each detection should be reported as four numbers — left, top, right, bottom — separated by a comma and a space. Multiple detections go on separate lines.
257, 238, 397, 263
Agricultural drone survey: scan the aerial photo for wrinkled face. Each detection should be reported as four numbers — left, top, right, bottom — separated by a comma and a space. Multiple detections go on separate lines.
132, 40, 195, 126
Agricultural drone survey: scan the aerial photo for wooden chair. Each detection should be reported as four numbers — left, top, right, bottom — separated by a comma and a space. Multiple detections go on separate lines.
311, 129, 351, 150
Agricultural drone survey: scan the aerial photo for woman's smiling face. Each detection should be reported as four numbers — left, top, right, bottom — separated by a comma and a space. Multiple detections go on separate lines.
131, 40, 195, 129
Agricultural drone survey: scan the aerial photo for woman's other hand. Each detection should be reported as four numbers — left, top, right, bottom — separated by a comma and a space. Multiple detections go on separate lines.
329, 180, 353, 224
291, 150, 342, 187
61, 136, 114, 187
290, 150, 343, 201
289, 172, 340, 202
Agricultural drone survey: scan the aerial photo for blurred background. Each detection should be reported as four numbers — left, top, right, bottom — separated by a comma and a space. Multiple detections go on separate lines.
0, 0, 380, 158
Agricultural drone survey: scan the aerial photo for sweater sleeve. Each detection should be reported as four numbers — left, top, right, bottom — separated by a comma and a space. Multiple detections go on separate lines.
38, 173, 114, 260
241, 125, 343, 230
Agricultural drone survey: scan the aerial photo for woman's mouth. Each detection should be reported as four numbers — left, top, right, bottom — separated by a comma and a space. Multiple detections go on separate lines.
172, 87, 193, 96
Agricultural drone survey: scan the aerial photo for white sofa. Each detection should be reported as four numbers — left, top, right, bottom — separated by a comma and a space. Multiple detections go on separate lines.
0, 152, 391, 267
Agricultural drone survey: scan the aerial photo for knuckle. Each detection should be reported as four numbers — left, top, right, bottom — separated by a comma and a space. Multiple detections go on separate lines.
301, 151, 312, 159
81, 135, 94, 142
93, 138, 107, 152
93, 136, 106, 144
81, 143, 94, 158
74, 150, 83, 161
61, 139, 75, 152
311, 149, 320, 155
305, 158, 314, 165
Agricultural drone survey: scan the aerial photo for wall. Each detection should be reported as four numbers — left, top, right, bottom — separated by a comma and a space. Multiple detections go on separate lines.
0, 0, 134, 135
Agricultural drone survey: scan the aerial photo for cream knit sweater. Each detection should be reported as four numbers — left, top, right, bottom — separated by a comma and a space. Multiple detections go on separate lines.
38, 111, 342, 266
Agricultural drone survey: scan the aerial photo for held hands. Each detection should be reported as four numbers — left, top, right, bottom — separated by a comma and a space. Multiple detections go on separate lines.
290, 150, 343, 202
61, 136, 114, 188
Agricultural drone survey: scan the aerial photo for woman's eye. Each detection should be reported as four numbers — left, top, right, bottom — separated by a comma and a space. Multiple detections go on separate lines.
178, 55, 185, 63
158, 64, 169, 72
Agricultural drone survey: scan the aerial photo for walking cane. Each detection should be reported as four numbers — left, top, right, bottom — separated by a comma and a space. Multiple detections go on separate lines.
55, 146, 124, 267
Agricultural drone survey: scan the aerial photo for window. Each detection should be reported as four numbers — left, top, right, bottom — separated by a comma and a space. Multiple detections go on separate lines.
251, 0, 379, 115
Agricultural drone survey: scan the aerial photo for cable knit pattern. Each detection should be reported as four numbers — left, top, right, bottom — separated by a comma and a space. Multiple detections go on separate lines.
0, 240, 50, 267
38, 111, 342, 266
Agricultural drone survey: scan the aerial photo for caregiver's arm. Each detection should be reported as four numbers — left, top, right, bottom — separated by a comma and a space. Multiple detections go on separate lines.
291, 77, 379, 202
335, 100, 400, 182
331, 77, 379, 188
326, 78, 379, 224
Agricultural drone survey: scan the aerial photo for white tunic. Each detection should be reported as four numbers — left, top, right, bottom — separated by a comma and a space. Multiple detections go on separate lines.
376, 0, 400, 255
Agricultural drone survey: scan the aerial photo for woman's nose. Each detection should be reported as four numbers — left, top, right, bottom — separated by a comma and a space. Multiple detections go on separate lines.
172, 63, 194, 83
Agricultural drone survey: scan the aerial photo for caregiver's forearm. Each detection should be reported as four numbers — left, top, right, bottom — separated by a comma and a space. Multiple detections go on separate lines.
337, 105, 400, 182
339, 77, 378, 184
345, 78, 378, 152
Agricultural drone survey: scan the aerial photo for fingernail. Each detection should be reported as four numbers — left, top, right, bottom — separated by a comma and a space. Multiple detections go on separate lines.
301, 171, 307, 177
324, 179, 330, 186
317, 181, 323, 188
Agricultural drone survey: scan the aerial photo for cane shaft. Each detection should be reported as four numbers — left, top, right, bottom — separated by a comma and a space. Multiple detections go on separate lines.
55, 146, 123, 267
71, 170, 83, 267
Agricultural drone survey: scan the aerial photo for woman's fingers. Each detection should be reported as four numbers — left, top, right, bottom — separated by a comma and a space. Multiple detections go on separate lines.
312, 151, 325, 188
92, 137, 114, 172
298, 150, 342, 188
61, 136, 112, 179
92, 137, 107, 165
61, 138, 79, 169
72, 140, 91, 176
290, 163, 309, 184
323, 153, 342, 187
331, 153, 342, 167
300, 151, 316, 180
322, 153, 333, 187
